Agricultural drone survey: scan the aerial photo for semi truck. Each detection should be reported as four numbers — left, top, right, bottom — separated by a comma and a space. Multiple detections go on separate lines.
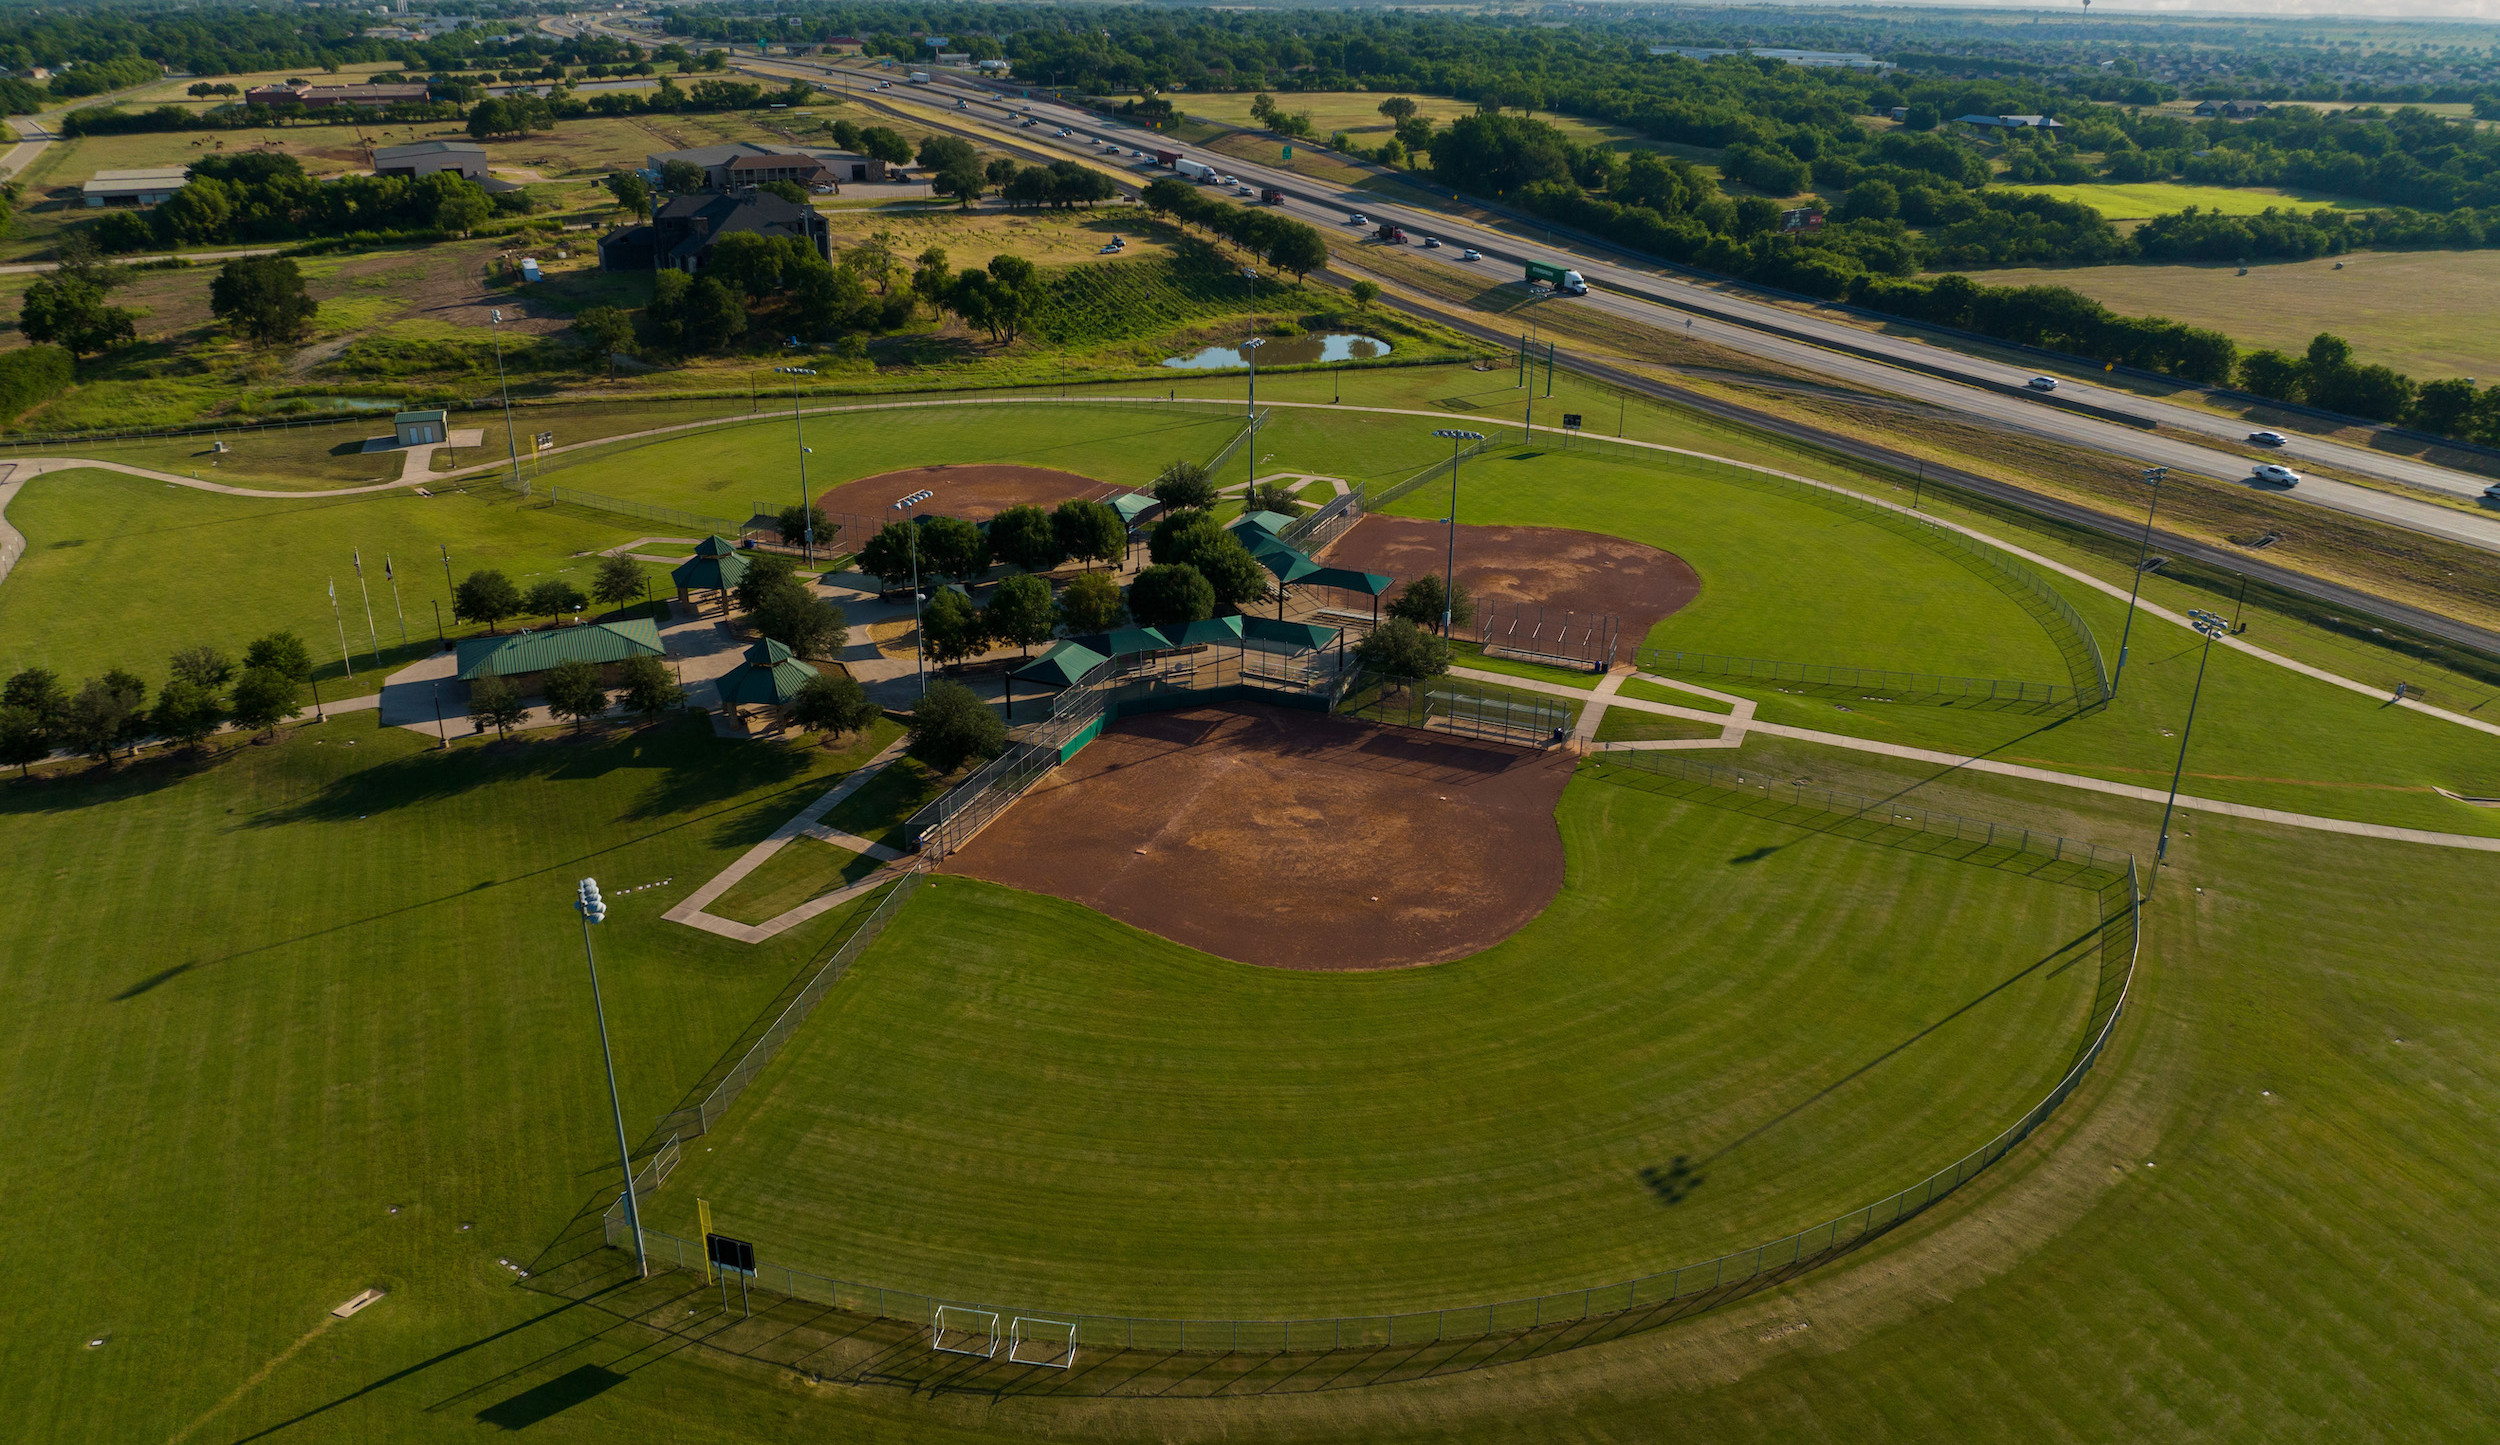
1259, 186, 1284, 204
1153, 148, 1184, 167
1174, 158, 1218, 182
1375, 222, 1408, 243
907, 69, 931, 83
1524, 259, 1588, 296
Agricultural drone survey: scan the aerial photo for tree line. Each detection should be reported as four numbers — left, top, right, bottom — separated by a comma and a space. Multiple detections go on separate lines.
0, 635, 313, 774
1138, 179, 1330, 278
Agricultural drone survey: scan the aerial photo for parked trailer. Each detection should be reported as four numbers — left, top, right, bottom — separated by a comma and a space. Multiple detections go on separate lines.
1524, 259, 1588, 296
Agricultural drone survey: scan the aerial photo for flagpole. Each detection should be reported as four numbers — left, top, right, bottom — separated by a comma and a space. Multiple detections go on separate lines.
354, 550, 382, 666
386, 555, 409, 647
329, 577, 355, 681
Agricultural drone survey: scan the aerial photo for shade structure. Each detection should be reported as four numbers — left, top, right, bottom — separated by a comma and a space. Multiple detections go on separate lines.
715, 635, 822, 707
454, 619, 665, 681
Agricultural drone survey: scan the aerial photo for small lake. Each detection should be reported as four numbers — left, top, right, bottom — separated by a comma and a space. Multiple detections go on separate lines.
1162, 333, 1391, 369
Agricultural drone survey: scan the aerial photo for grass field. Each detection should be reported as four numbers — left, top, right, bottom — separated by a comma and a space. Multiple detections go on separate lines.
1960, 248, 2500, 381
1990, 180, 2377, 219
661, 772, 2107, 1316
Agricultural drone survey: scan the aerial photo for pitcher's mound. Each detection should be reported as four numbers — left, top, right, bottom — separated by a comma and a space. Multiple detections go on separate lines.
942, 703, 1572, 971
816, 464, 1115, 524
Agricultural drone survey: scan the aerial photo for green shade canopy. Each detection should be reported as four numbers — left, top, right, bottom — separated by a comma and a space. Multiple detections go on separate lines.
1166, 616, 1244, 648
672, 546, 749, 594
1009, 640, 1110, 690
455, 619, 665, 681
716, 637, 820, 706
692, 534, 741, 558
1104, 492, 1159, 526
1097, 624, 1177, 657
1304, 565, 1394, 596
1241, 615, 1338, 653
1229, 511, 1297, 540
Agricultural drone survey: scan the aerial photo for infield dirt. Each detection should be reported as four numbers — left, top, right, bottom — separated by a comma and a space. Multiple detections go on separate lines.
815, 463, 1120, 524
942, 702, 1573, 970
1323, 517, 1701, 641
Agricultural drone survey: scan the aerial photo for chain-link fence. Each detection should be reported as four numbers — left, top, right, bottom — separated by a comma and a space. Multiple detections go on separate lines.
1633, 649, 2083, 708
1469, 602, 1620, 672
907, 658, 1117, 859
1203, 407, 1270, 484
1279, 485, 1364, 552
604, 816, 2140, 1357
1369, 434, 1498, 510
1340, 670, 1573, 747
507, 476, 745, 539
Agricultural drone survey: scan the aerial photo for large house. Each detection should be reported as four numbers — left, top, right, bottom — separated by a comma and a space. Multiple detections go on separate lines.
596, 190, 833, 274
246, 80, 433, 109
646, 142, 884, 189
1953, 113, 2066, 140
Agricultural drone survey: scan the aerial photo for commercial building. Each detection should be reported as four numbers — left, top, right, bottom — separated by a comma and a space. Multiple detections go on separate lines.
597, 189, 834, 274
372, 139, 489, 181
245, 81, 434, 108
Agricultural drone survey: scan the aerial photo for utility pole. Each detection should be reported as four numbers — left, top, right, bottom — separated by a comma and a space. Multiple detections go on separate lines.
490, 309, 522, 491
2112, 466, 2167, 697
2157, 610, 2231, 871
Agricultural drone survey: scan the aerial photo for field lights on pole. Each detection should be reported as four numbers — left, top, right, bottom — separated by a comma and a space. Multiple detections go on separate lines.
777, 362, 817, 563
491, 309, 522, 490
576, 877, 646, 1279
894, 498, 927, 693
2112, 465, 2167, 698
1431, 429, 1484, 637
2156, 609, 2230, 872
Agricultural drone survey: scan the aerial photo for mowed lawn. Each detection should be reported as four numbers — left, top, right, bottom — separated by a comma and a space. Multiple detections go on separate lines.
1964, 247, 2500, 380
0, 469, 659, 692
0, 713, 892, 1444
1990, 180, 2376, 219
663, 775, 2108, 1318
1375, 440, 2079, 684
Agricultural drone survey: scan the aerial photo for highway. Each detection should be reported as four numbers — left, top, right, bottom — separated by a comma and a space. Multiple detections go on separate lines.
852, 64, 2500, 554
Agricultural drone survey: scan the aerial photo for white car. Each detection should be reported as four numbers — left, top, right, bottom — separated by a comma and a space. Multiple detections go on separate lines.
2484, 482, 2500, 503
1056, 127, 1072, 137
1346, 212, 1369, 225
2027, 376, 2058, 392
1422, 236, 1442, 249
1460, 247, 1481, 261
2248, 430, 2288, 446
2252, 463, 2302, 487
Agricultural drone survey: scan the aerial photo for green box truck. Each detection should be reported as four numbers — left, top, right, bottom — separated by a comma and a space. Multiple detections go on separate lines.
1524, 260, 1588, 295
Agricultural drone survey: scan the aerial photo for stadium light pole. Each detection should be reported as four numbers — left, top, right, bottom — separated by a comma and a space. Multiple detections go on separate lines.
576, 877, 646, 1279
1240, 336, 1265, 502
894, 498, 927, 694
776, 358, 817, 563
2111, 465, 2167, 697
2156, 609, 2230, 871
1431, 428, 1484, 636
490, 308, 522, 491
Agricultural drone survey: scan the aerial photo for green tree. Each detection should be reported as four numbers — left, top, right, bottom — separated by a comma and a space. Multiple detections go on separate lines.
987, 504, 1063, 572
858, 125, 913, 164
1055, 570, 1126, 634
1387, 573, 1473, 634
1052, 498, 1128, 570
151, 677, 223, 753
453, 569, 522, 633
0, 703, 47, 776
787, 670, 879, 738
19, 277, 136, 356
1128, 563, 1215, 628
572, 305, 634, 378
843, 229, 902, 294
1244, 481, 1306, 517
919, 587, 987, 669
242, 632, 312, 682
614, 653, 685, 721
524, 578, 586, 623
1267, 222, 1328, 279
918, 515, 990, 581
604, 169, 650, 219
658, 158, 709, 192
591, 554, 647, 609
208, 256, 320, 347
905, 678, 1005, 771
935, 157, 985, 206
1151, 459, 1217, 513
226, 667, 301, 740
1146, 511, 1267, 610
541, 658, 609, 732
1357, 616, 1450, 678
983, 573, 1054, 655
168, 645, 235, 692
62, 671, 146, 764
682, 275, 748, 351
753, 586, 847, 659
856, 520, 926, 589
776, 503, 831, 551
758, 178, 809, 205
910, 245, 953, 313
1349, 279, 1382, 310
1378, 96, 1420, 122
467, 673, 528, 738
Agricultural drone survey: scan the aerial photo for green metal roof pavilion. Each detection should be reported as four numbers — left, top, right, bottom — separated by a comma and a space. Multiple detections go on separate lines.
671, 535, 750, 595
715, 636, 821, 707
455, 619, 665, 681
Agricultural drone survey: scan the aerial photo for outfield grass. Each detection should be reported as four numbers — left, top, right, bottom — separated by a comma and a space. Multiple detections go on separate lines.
664, 773, 2104, 1317
1376, 439, 2080, 684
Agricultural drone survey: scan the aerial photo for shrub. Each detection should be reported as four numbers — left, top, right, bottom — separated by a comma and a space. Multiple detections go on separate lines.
906, 678, 1005, 771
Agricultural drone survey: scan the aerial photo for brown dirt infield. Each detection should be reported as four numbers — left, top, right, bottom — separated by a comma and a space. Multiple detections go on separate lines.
942, 702, 1574, 971
1322, 517, 1701, 643
814, 464, 1115, 525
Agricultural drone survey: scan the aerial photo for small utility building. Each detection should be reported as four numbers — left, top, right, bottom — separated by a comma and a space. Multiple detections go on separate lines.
81, 168, 188, 207
393, 409, 447, 447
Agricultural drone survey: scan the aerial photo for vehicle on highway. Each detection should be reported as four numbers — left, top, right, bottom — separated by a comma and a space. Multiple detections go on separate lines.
1220, 175, 1239, 186
1020, 118, 1038, 128
2484, 482, 2500, 503
1524, 259, 1589, 295
2249, 430, 2288, 446
1346, 212, 1369, 225
1056, 127, 1071, 136
1375, 223, 1408, 243
1176, 159, 1217, 182
956, 98, 968, 108
2252, 463, 2303, 487
2027, 376, 2058, 391
1235, 185, 1253, 196
1422, 236, 1442, 248
1460, 247, 1481, 261
1259, 187, 1284, 204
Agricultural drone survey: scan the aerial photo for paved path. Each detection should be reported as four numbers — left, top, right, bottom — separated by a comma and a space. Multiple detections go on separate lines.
664, 736, 914, 944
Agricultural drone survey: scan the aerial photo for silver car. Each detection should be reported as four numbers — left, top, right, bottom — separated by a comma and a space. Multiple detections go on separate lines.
2252, 463, 2302, 487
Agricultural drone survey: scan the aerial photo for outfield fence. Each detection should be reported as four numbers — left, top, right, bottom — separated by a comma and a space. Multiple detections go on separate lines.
652, 867, 928, 1140
1203, 407, 1271, 483
1340, 670, 1572, 747
604, 794, 2142, 1358
507, 476, 745, 540
1634, 649, 2082, 708
1368, 433, 1498, 511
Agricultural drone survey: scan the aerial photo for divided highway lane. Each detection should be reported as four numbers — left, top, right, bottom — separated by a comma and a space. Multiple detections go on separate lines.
894, 76, 2500, 552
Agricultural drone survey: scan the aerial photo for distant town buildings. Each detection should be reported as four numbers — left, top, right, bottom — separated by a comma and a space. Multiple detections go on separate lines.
645, 142, 885, 189
597, 190, 834, 274
246, 80, 433, 108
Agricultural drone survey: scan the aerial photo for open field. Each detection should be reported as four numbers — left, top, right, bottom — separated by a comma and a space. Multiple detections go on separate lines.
1990, 179, 2379, 219
1958, 248, 2500, 381
668, 770, 2105, 1317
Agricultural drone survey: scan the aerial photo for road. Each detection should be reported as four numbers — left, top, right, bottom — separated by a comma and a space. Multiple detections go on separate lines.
817, 62, 2500, 554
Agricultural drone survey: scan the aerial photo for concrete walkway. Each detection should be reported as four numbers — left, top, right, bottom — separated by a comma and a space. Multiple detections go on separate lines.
664, 735, 913, 944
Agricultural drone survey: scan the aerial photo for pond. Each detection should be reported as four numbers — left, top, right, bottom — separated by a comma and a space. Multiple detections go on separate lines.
1161, 333, 1392, 369
267, 396, 403, 414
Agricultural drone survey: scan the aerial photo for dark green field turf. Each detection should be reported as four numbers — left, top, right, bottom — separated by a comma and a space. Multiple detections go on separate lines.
660, 771, 2107, 1319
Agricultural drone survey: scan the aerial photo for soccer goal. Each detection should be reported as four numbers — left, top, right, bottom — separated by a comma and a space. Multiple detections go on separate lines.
1008, 1316, 1079, 1369
931, 1305, 1001, 1358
